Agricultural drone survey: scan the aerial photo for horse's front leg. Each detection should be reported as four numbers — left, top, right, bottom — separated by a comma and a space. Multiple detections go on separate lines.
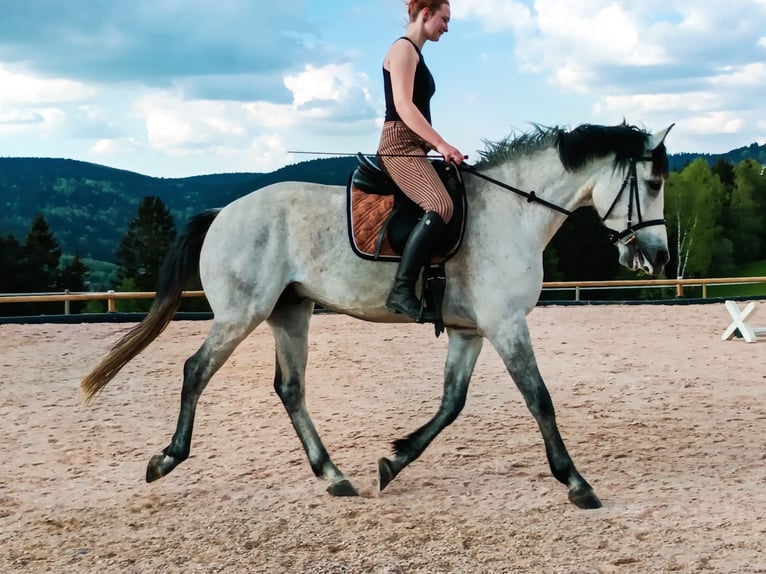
268, 301, 358, 497
378, 329, 483, 491
490, 319, 602, 509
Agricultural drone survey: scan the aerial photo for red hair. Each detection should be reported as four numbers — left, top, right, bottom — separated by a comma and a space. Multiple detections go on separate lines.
407, 0, 449, 22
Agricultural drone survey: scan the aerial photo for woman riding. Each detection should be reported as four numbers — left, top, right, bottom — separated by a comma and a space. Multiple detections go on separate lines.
378, 0, 464, 322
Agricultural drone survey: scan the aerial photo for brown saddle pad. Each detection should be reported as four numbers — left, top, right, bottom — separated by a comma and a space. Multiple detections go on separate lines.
347, 182, 398, 260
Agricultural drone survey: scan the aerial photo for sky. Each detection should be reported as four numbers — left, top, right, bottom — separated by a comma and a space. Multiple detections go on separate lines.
0, 0, 764, 178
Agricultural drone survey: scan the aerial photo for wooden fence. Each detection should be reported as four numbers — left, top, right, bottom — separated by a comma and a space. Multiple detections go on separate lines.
1, 277, 765, 315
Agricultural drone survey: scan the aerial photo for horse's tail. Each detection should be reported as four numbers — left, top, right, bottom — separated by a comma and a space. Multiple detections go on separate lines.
80, 209, 220, 404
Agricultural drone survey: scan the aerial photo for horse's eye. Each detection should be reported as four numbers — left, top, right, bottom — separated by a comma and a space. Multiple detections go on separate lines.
646, 179, 662, 193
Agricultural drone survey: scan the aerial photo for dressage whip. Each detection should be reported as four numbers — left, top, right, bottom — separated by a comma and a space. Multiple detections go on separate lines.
287, 150, 469, 159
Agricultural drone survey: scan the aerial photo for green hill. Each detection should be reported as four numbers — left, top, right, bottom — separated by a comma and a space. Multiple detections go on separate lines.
0, 156, 356, 262
667, 142, 766, 172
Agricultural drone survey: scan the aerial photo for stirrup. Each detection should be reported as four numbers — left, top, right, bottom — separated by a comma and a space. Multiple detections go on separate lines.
416, 305, 438, 324
386, 296, 438, 324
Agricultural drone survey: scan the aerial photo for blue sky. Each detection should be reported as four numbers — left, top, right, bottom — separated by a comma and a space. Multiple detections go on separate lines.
0, 0, 764, 177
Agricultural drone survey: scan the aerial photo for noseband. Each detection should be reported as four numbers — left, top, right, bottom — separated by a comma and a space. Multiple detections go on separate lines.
461, 156, 666, 245
599, 157, 666, 245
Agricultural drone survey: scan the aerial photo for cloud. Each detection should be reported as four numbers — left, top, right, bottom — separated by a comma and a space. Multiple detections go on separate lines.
0, 64, 95, 105
284, 64, 376, 121
132, 62, 377, 160
681, 112, 744, 135
0, 3, 381, 173
454, 1, 766, 149
0, 2, 331, 93
90, 138, 141, 156
451, 0, 534, 32
710, 62, 766, 89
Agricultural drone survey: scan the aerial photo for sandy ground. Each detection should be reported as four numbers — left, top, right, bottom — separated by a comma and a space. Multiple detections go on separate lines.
1, 304, 765, 573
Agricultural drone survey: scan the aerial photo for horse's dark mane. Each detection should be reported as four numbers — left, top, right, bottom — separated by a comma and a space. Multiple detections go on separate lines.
476, 124, 560, 168
477, 122, 668, 176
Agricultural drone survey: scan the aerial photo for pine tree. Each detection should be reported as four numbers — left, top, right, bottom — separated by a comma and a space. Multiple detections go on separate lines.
0, 234, 27, 316
59, 252, 89, 291
23, 214, 62, 291
0, 234, 25, 292
114, 197, 177, 293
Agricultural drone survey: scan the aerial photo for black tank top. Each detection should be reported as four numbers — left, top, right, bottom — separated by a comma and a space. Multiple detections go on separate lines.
383, 37, 435, 124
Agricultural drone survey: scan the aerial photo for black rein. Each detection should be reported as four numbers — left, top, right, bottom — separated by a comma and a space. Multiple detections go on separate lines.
459, 157, 666, 245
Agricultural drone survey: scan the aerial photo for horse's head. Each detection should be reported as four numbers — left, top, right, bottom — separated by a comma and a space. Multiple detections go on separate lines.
588, 124, 673, 276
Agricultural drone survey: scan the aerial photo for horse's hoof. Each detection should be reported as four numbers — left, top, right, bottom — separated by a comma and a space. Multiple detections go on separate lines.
146, 453, 176, 483
326, 479, 358, 497
378, 457, 397, 492
569, 487, 603, 509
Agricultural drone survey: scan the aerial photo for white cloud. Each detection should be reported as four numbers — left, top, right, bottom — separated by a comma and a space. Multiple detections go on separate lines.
710, 62, 766, 88
0, 109, 44, 125
451, 0, 534, 32
137, 95, 240, 151
130, 62, 378, 163
456, 1, 766, 154
283, 64, 375, 120
91, 138, 141, 155
0, 64, 94, 106
594, 92, 725, 115
682, 112, 744, 135
242, 101, 300, 129
521, 0, 667, 81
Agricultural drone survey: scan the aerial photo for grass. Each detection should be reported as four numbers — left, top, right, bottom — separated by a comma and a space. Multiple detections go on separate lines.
705, 260, 766, 298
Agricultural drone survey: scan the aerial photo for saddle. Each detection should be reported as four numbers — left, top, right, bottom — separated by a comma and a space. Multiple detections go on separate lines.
346, 154, 467, 335
346, 153, 466, 261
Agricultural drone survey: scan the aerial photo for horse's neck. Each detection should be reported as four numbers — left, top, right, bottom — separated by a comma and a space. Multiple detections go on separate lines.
479, 148, 598, 246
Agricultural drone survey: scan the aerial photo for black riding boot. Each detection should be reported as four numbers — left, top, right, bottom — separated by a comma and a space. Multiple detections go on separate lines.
386, 211, 447, 322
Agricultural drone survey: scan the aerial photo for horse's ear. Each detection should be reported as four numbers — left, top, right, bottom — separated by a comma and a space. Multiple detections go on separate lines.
648, 123, 675, 150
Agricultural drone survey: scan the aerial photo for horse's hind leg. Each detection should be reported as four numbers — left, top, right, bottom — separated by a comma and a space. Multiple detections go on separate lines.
490, 319, 602, 509
378, 329, 483, 491
146, 319, 256, 482
268, 300, 358, 497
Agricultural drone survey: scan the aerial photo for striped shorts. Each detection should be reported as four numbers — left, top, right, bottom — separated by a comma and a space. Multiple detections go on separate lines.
377, 121, 453, 223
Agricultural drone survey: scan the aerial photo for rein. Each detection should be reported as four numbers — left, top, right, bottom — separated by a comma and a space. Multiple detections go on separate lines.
459, 164, 572, 217
459, 157, 666, 245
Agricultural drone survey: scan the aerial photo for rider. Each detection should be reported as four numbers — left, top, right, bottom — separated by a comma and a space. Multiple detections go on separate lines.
378, 0, 464, 322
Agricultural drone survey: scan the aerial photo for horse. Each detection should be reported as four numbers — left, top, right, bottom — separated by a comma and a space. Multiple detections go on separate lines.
81, 122, 673, 509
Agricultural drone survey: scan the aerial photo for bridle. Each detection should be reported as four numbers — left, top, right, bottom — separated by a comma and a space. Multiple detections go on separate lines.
459, 156, 666, 246
598, 157, 666, 245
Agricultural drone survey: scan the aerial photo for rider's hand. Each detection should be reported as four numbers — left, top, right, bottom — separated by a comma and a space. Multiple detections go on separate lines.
435, 141, 464, 165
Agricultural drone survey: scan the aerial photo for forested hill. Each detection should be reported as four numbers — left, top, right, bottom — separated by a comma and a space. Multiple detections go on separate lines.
667, 141, 766, 172
0, 155, 357, 261
2, 141, 764, 263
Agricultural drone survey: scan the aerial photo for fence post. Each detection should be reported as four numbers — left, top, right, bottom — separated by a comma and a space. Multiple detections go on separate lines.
107, 290, 116, 313
575, 285, 580, 302
676, 277, 684, 298
64, 289, 70, 315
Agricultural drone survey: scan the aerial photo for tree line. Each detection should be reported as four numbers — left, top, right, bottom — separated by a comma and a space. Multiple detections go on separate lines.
1, 156, 764, 315
539, 157, 766, 300
0, 196, 207, 316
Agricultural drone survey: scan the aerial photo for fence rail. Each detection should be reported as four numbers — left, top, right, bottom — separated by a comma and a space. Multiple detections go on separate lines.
1, 276, 765, 316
